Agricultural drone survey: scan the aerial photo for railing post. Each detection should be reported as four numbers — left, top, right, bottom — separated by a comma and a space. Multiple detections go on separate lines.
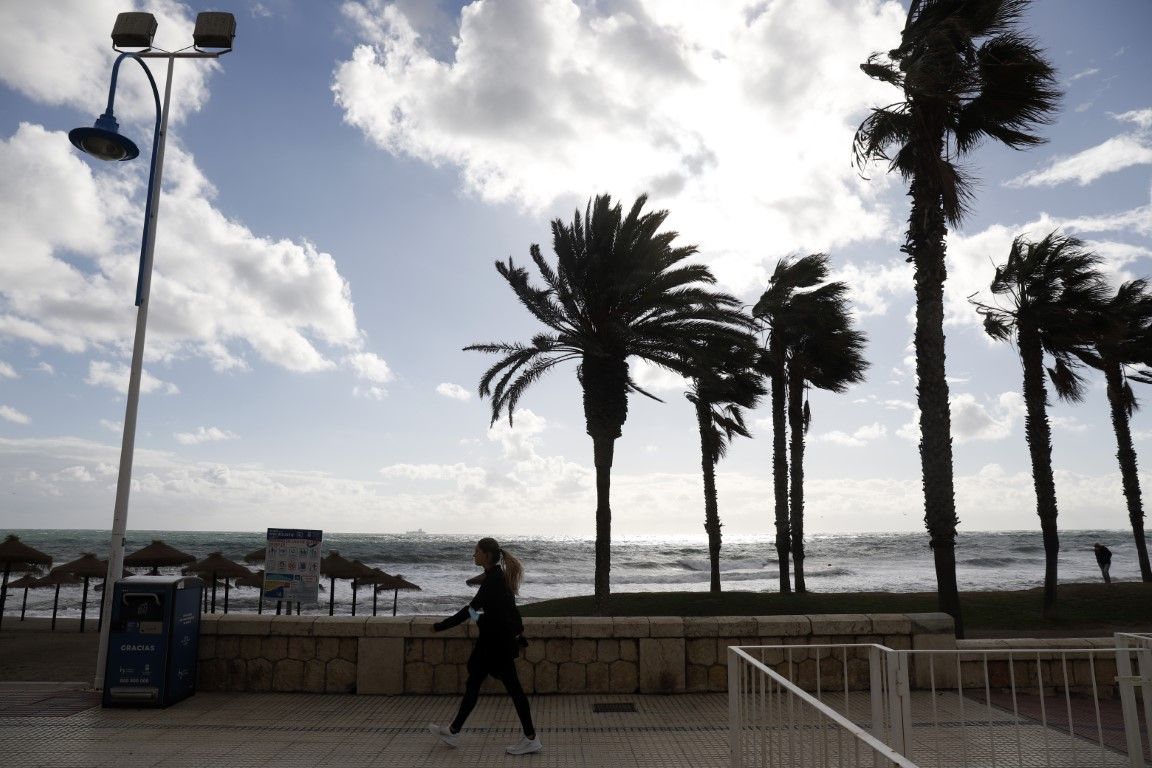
870, 645, 887, 764
885, 648, 910, 757
729, 646, 743, 768
1117, 635, 1147, 767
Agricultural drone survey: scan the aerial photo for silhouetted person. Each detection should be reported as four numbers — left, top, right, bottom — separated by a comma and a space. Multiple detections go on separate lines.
1094, 543, 1112, 584
429, 537, 540, 756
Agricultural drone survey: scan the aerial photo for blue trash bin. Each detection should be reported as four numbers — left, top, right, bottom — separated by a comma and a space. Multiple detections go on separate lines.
102, 575, 202, 707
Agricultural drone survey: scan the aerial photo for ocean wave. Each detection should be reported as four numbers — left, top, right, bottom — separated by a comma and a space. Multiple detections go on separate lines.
963, 557, 1017, 568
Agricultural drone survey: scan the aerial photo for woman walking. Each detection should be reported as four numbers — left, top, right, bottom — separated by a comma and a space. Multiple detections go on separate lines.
428, 537, 541, 755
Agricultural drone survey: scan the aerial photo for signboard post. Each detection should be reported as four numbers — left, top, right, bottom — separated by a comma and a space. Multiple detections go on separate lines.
262, 528, 322, 606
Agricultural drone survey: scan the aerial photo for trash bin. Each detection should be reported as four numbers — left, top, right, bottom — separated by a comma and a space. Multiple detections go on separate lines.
102, 575, 203, 707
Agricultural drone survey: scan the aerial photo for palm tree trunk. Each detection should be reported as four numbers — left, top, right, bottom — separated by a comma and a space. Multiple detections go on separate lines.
1019, 324, 1061, 617
787, 371, 807, 593
582, 354, 629, 616
769, 334, 791, 593
1104, 361, 1151, 581
695, 399, 723, 593
907, 126, 964, 638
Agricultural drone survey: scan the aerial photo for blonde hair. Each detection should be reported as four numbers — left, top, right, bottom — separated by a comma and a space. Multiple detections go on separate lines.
477, 537, 523, 595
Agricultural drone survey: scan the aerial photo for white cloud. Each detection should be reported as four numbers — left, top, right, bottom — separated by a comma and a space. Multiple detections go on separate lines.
1069, 68, 1100, 83
436, 382, 472, 400
1007, 134, 1152, 187
346, 351, 394, 383
174, 426, 239, 445
898, 392, 1024, 444
333, 0, 908, 291
34, 362, 54, 375
0, 361, 16, 379
0, 405, 31, 424
817, 422, 887, 447
56, 465, 94, 482
629, 358, 689, 393
487, 408, 548, 461
354, 385, 388, 400
85, 360, 179, 396
100, 419, 123, 433
1112, 108, 1152, 130
831, 260, 912, 318
379, 462, 487, 490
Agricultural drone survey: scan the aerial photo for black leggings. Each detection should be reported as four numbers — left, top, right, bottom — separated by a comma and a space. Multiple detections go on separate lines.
450, 654, 535, 738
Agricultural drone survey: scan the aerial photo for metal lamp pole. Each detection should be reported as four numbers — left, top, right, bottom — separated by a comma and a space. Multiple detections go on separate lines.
69, 13, 234, 690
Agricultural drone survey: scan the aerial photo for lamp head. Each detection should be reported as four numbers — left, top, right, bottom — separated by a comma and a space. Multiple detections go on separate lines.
193, 12, 236, 49
69, 113, 139, 162
111, 12, 157, 50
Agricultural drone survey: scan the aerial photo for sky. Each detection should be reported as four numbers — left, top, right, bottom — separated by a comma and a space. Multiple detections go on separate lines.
0, 0, 1150, 538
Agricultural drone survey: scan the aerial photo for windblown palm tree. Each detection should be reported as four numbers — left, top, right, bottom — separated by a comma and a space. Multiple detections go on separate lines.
685, 335, 765, 593
854, 0, 1060, 635
753, 254, 829, 593
466, 194, 753, 613
783, 284, 869, 592
1088, 280, 1152, 581
974, 231, 1109, 617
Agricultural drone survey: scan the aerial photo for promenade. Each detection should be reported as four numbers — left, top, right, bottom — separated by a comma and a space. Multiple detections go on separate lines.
0, 682, 727, 767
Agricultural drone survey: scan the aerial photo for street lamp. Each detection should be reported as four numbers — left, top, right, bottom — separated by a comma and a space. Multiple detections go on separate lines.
68, 11, 235, 690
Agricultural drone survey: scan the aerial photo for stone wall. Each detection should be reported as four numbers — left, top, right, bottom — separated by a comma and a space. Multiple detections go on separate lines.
952, 637, 1119, 697
196, 612, 955, 695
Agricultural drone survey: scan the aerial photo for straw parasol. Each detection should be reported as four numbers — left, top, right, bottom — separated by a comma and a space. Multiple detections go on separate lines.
34, 569, 82, 630
0, 535, 53, 631
186, 553, 252, 614
347, 559, 379, 617
320, 551, 360, 616
123, 540, 196, 575
8, 572, 40, 621
234, 568, 266, 614
374, 572, 421, 617
243, 546, 266, 564
54, 553, 109, 632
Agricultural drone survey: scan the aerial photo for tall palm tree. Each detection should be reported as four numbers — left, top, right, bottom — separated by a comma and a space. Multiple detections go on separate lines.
685, 335, 765, 592
753, 254, 829, 593
854, 0, 1060, 635
1088, 280, 1152, 581
974, 231, 1109, 617
466, 194, 753, 613
784, 284, 869, 592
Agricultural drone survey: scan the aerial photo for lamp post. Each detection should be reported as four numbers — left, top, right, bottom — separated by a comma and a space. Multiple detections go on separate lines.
68, 11, 235, 690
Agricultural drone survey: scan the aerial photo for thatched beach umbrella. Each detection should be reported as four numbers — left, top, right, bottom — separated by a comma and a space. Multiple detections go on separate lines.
347, 559, 379, 617
123, 540, 196, 575
320, 551, 359, 616
187, 553, 251, 614
35, 569, 82, 630
54, 553, 108, 632
8, 572, 40, 621
243, 546, 266, 564
0, 535, 52, 631
374, 573, 421, 617
235, 568, 266, 613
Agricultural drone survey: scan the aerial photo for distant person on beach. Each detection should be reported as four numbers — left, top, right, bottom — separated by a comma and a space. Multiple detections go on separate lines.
428, 537, 540, 756
1094, 543, 1112, 584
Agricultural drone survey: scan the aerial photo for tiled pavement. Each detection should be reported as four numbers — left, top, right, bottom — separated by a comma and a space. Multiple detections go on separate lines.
0, 684, 730, 768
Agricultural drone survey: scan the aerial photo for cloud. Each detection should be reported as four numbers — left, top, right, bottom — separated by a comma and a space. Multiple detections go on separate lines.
99, 419, 123, 432
629, 358, 689, 393
0, 405, 31, 424
1112, 108, 1152, 130
898, 392, 1024, 444
1068, 68, 1100, 83
346, 352, 395, 383
1007, 134, 1152, 188
436, 382, 472, 400
817, 422, 887, 447
379, 462, 487, 490
174, 426, 239, 445
831, 260, 912, 318
333, 0, 908, 291
34, 362, 54, 375
85, 360, 179, 396
0, 361, 16, 379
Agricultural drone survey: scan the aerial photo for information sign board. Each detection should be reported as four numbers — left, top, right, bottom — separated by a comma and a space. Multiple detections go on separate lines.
262, 528, 322, 604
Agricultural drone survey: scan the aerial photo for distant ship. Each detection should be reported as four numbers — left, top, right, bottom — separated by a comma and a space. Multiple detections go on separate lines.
405, 528, 426, 535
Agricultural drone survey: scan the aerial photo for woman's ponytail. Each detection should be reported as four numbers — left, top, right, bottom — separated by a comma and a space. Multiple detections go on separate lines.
501, 549, 524, 595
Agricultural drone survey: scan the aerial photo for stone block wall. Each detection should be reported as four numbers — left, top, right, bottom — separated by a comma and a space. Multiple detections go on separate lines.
196, 612, 956, 695
952, 637, 1119, 698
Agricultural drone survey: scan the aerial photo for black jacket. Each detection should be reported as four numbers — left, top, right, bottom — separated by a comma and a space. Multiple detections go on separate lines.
435, 565, 524, 657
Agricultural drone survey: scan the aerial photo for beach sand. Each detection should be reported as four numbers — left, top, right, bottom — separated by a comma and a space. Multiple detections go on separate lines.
1, 619, 100, 683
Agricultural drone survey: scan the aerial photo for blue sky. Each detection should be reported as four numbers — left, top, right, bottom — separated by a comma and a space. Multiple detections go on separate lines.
0, 0, 1149, 537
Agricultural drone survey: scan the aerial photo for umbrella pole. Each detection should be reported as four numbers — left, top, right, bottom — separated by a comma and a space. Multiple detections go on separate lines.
392, 588, 398, 617
51, 583, 61, 630
328, 576, 335, 616
79, 576, 90, 633
351, 580, 357, 617
223, 579, 230, 614
210, 571, 218, 614
295, 602, 300, 615
0, 562, 10, 632
372, 586, 378, 617
97, 580, 106, 631
21, 585, 29, 620
258, 589, 263, 615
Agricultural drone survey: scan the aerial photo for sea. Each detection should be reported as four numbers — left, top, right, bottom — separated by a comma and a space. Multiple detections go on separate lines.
2, 529, 1146, 619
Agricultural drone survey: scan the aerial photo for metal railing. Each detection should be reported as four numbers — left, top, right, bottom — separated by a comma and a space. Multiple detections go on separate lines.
1117, 633, 1152, 767
730, 639, 1150, 768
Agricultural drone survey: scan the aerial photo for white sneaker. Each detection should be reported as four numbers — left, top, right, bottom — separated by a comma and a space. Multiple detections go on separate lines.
506, 736, 543, 755
428, 723, 459, 747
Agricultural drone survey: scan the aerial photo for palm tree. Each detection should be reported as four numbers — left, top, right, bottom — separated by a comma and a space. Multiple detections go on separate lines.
973, 231, 1109, 617
784, 284, 869, 592
1088, 280, 1152, 581
854, 0, 1060, 635
753, 254, 829, 593
466, 194, 754, 613
685, 335, 765, 592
